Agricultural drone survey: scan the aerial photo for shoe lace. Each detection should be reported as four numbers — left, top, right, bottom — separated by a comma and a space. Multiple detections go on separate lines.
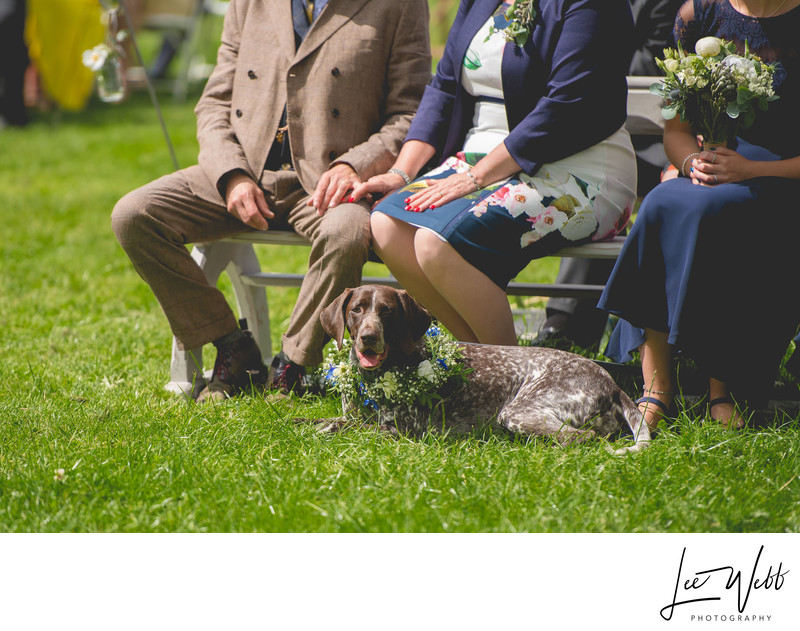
212, 343, 236, 383
272, 361, 301, 390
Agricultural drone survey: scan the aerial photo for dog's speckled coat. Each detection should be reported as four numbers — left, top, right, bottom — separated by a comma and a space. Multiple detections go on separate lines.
315, 286, 650, 452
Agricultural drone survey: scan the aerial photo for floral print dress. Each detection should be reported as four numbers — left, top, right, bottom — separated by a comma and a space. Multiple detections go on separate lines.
373, 2, 637, 288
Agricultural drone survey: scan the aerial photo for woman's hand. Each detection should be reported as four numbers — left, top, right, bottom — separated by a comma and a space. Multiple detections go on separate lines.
689, 147, 752, 186
350, 172, 406, 205
404, 171, 479, 212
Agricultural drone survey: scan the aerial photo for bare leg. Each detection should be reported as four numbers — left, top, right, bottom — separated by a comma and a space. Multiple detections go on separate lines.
414, 229, 518, 346
371, 212, 479, 341
638, 328, 674, 430
708, 377, 746, 429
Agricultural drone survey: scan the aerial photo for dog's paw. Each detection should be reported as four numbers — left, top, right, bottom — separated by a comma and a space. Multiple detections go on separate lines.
318, 418, 349, 433
292, 416, 349, 433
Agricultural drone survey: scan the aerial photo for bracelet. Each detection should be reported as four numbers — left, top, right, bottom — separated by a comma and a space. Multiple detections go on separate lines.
388, 167, 411, 185
680, 152, 701, 177
466, 168, 480, 191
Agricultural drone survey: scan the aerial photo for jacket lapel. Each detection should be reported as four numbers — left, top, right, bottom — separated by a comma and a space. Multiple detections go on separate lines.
293, 0, 370, 64
450, 0, 499, 86
271, 0, 297, 56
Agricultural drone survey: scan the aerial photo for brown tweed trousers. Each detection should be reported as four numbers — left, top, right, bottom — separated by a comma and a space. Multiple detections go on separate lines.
112, 0, 431, 366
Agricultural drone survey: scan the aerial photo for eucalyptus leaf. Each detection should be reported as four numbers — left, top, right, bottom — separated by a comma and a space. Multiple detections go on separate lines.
726, 102, 741, 118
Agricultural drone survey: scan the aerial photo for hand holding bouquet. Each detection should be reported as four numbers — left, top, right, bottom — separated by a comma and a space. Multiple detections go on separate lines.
651, 37, 779, 149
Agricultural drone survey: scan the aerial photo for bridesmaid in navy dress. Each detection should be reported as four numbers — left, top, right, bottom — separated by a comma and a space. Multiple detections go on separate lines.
351, 0, 637, 346
598, 0, 800, 430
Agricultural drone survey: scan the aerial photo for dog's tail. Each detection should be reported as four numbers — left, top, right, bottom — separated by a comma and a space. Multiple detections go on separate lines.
611, 395, 652, 455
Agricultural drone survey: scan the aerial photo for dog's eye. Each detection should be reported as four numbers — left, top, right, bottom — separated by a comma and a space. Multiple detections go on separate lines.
350, 306, 362, 314
380, 306, 394, 316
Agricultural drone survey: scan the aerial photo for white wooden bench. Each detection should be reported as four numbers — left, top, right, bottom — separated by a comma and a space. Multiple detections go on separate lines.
166, 76, 665, 394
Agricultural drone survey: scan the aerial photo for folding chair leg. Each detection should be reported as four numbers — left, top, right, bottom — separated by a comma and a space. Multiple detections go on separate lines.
165, 240, 270, 395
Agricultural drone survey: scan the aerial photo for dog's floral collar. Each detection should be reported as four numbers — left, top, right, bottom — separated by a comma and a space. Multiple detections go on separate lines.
324, 326, 471, 409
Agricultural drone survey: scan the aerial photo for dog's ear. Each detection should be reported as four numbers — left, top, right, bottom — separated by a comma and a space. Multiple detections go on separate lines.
320, 288, 355, 348
396, 289, 432, 354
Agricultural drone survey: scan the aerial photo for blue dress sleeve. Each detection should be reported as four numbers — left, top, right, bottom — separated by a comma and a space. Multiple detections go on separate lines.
404, 0, 473, 149
504, 0, 632, 174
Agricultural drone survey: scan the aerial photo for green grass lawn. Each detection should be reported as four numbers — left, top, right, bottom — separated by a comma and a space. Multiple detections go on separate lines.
1, 72, 799, 532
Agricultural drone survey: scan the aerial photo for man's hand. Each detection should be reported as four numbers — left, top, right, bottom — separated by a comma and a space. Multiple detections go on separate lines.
308, 163, 362, 215
225, 172, 275, 230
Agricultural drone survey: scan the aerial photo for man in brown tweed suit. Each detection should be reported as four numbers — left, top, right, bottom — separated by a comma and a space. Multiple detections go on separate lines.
112, 0, 431, 400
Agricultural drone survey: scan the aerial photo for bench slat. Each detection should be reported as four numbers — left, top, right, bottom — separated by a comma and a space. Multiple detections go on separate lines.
239, 272, 606, 299
226, 232, 625, 259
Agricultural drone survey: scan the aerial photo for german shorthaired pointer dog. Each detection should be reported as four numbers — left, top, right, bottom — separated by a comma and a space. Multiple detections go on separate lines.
314, 285, 650, 453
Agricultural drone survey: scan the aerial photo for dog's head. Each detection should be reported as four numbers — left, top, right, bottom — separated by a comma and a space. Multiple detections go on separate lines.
320, 285, 432, 371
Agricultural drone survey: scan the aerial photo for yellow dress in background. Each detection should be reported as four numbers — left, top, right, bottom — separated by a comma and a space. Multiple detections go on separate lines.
25, 0, 106, 110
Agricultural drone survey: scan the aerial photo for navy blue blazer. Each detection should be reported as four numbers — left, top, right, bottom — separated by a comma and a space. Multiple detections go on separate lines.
406, 0, 634, 176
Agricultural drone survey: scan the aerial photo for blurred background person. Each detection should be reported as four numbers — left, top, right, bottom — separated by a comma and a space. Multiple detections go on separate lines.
0, 0, 28, 127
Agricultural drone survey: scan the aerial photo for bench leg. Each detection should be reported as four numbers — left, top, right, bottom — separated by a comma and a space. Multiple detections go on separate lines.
165, 241, 271, 395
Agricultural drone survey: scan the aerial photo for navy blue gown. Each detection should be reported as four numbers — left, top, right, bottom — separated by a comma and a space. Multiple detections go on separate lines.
598, 0, 800, 402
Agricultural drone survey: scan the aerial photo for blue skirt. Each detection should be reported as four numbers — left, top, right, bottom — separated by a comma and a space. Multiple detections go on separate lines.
598, 139, 800, 400
373, 149, 634, 288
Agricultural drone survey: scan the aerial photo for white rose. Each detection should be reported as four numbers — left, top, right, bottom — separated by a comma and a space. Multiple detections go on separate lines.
417, 360, 437, 382
503, 183, 545, 218
532, 207, 568, 237
520, 230, 541, 247
561, 210, 598, 241
695, 37, 722, 57
664, 58, 679, 73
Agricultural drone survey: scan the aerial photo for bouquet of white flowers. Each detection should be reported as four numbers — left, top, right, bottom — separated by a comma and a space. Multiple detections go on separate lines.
651, 37, 779, 149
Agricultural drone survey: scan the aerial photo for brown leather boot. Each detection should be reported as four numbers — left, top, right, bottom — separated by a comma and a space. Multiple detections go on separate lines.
195, 329, 266, 402
269, 354, 306, 395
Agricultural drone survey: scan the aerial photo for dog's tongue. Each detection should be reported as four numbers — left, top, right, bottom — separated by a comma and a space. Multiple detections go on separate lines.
357, 348, 387, 369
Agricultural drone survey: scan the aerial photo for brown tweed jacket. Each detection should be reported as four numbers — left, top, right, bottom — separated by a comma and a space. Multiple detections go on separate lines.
189, 0, 432, 204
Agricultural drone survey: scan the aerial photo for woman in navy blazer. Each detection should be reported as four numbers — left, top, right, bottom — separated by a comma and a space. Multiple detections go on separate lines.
352, 0, 636, 345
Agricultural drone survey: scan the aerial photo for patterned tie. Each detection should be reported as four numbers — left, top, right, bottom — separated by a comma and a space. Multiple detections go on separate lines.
273, 0, 331, 170
292, 0, 329, 40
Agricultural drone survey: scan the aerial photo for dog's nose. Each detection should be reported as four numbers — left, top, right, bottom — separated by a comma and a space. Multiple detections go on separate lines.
359, 331, 380, 347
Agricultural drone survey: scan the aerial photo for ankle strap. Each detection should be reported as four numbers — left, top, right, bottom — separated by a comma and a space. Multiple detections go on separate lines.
709, 396, 734, 408
636, 395, 669, 413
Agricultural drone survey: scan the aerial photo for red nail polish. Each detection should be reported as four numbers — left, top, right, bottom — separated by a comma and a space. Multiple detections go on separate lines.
414, 207, 420, 212
404, 198, 410, 203
348, 196, 355, 202
430, 204, 436, 210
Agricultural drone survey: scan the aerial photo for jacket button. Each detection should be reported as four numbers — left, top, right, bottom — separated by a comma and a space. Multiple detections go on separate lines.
235, 109, 243, 118
328, 150, 337, 161
248, 70, 256, 79
331, 67, 340, 77
331, 108, 339, 118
